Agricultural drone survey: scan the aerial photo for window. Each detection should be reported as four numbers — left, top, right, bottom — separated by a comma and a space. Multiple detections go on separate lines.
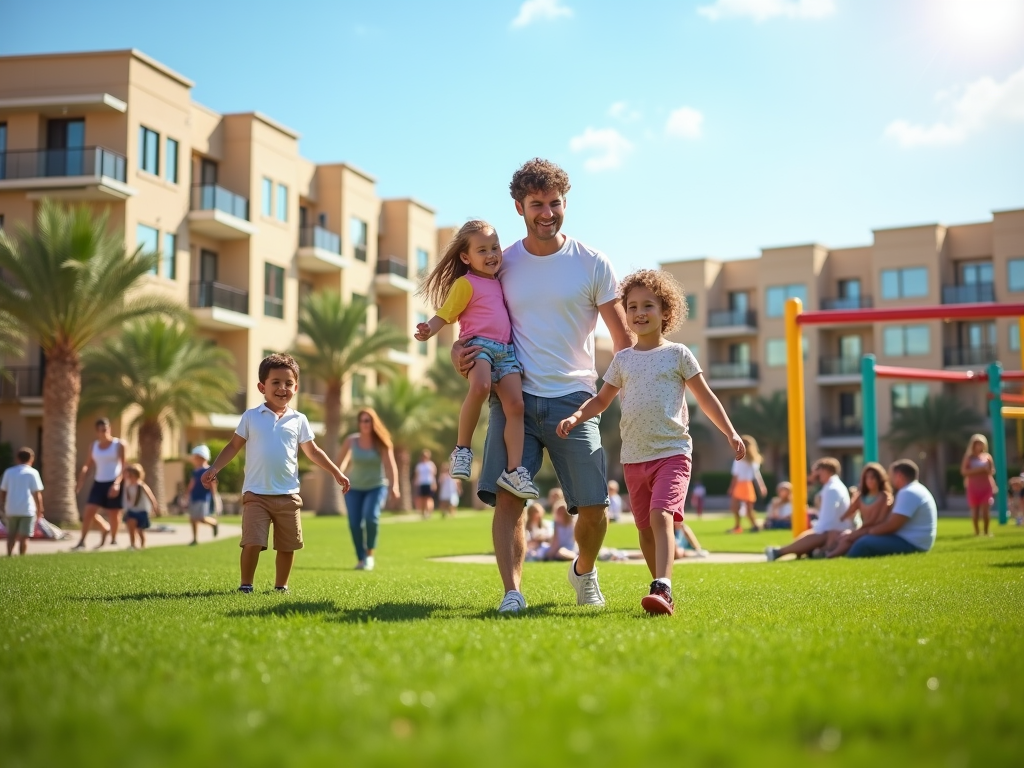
261, 178, 273, 217
162, 232, 177, 280
0, 122, 6, 179
961, 262, 993, 285
838, 279, 860, 299
839, 335, 862, 360
891, 383, 929, 412
351, 217, 368, 261
276, 184, 288, 222
416, 248, 430, 277
883, 325, 929, 357
685, 294, 698, 321
352, 374, 367, 402
416, 312, 429, 355
728, 291, 748, 313
136, 224, 159, 274
138, 126, 159, 175
766, 339, 787, 367
961, 321, 996, 349
881, 267, 928, 299
839, 391, 861, 420
264, 263, 284, 318
165, 138, 179, 183
729, 342, 750, 364
765, 284, 807, 318
1011, 323, 1020, 352
1009, 259, 1024, 292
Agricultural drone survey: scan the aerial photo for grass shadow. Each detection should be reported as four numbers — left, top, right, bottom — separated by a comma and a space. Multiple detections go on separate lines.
990, 561, 1024, 569
226, 600, 447, 623
75, 589, 226, 602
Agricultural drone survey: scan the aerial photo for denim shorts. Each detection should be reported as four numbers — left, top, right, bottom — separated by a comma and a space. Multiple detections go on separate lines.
478, 390, 608, 514
468, 336, 524, 384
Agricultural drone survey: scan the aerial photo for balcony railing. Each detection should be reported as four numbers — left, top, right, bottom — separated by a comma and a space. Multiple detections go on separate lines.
189, 281, 249, 314
820, 295, 874, 311
707, 309, 757, 329
353, 245, 367, 262
0, 367, 43, 399
707, 361, 759, 380
376, 257, 408, 279
819, 356, 861, 376
943, 345, 997, 367
299, 225, 341, 254
191, 183, 250, 221
820, 419, 863, 437
0, 146, 127, 182
942, 282, 994, 304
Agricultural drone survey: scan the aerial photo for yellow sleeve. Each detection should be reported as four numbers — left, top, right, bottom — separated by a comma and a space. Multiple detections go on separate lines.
435, 277, 474, 323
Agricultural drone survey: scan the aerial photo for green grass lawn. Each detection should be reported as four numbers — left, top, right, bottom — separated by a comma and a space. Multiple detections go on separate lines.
1, 513, 1021, 767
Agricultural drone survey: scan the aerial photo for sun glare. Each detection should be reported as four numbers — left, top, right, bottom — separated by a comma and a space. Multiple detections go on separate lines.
936, 0, 1024, 44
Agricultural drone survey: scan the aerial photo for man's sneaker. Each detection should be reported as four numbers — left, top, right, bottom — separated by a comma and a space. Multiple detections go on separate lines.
641, 581, 674, 616
449, 447, 473, 480
497, 590, 527, 614
238, 584, 254, 594
765, 546, 779, 562
274, 586, 289, 593
496, 467, 540, 500
364, 556, 375, 571
568, 559, 606, 607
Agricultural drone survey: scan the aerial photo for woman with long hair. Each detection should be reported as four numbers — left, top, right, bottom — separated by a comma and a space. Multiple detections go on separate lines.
73, 418, 126, 549
337, 408, 400, 570
961, 433, 997, 536
727, 435, 767, 533
842, 463, 894, 527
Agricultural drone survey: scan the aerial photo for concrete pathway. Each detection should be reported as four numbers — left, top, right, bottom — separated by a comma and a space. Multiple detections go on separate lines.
429, 551, 765, 566
4, 522, 241, 556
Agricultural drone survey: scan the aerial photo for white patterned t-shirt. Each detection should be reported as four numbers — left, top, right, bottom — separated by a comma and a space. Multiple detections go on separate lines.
603, 343, 702, 464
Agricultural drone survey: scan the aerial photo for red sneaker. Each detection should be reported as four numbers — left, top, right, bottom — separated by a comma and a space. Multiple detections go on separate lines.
641, 581, 674, 616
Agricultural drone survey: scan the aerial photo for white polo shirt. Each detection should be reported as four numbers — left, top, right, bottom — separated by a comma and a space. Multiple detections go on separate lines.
1, 464, 44, 517
813, 473, 853, 534
235, 403, 315, 495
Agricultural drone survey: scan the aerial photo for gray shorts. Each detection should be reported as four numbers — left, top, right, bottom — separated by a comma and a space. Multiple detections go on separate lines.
6, 516, 34, 537
468, 336, 524, 384
189, 500, 211, 520
478, 390, 608, 514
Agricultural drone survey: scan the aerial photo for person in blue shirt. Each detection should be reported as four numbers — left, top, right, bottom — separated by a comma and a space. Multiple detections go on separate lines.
185, 445, 219, 546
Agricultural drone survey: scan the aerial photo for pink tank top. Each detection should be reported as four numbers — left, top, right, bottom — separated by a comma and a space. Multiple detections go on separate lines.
458, 274, 513, 344
966, 456, 991, 492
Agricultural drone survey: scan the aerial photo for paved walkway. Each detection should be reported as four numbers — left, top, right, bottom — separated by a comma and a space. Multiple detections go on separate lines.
429, 551, 765, 566
4, 522, 241, 556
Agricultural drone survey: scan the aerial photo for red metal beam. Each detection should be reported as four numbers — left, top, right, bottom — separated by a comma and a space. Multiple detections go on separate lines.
797, 302, 1024, 326
995, 393, 1024, 403
875, 366, 1024, 383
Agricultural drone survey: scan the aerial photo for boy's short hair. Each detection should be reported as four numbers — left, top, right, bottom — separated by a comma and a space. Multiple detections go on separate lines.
813, 457, 842, 476
259, 353, 300, 384
619, 269, 687, 334
890, 459, 919, 482
95, 417, 110, 428
509, 158, 571, 203
16, 447, 34, 463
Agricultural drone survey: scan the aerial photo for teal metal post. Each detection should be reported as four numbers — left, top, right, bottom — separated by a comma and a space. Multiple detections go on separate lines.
988, 361, 1008, 525
862, 354, 878, 463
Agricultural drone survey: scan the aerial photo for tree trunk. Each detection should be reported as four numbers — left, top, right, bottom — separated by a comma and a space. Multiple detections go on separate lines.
931, 442, 948, 510
42, 347, 82, 525
396, 446, 412, 511
316, 381, 344, 516
138, 419, 164, 514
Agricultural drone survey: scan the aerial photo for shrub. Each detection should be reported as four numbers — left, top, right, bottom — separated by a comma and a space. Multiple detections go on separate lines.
202, 438, 244, 493
0, 442, 12, 473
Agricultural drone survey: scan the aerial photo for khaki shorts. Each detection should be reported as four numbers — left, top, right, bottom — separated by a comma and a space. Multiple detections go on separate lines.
240, 492, 303, 552
6, 516, 35, 537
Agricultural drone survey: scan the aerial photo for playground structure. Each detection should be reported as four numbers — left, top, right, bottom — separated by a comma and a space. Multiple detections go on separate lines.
784, 300, 1024, 537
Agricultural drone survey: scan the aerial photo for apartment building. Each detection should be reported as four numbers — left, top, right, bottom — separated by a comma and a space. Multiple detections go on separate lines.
662, 208, 1024, 485
0, 49, 443, 487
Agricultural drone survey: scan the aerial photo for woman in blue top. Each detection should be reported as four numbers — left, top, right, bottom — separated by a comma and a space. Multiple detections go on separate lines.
337, 408, 399, 571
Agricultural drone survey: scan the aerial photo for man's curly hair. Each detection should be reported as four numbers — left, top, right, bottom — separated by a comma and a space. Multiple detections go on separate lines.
509, 158, 571, 203
619, 269, 688, 334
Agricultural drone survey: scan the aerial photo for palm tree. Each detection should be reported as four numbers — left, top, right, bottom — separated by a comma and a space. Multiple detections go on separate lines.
0, 201, 187, 524
730, 391, 789, 475
886, 393, 983, 509
290, 291, 407, 515
369, 377, 452, 510
0, 310, 25, 384
79, 318, 238, 510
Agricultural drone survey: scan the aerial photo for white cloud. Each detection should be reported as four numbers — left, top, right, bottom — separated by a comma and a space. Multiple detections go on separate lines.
885, 65, 1024, 148
665, 107, 704, 139
697, 0, 836, 22
511, 0, 573, 28
608, 101, 642, 123
569, 127, 634, 172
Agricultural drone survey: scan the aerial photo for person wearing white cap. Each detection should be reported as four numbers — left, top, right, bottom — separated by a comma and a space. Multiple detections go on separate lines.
185, 445, 219, 545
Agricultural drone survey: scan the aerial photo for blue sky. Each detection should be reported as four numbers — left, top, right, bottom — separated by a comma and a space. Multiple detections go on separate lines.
5, 0, 1024, 281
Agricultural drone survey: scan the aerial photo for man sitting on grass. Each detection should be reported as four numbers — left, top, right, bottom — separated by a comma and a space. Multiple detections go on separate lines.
765, 457, 850, 562
831, 459, 936, 558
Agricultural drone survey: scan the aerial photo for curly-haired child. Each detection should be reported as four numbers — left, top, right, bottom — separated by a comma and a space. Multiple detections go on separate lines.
557, 269, 744, 615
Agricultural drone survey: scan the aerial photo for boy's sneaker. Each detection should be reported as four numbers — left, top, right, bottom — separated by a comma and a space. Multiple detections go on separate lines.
496, 467, 540, 500
568, 559, 606, 607
497, 590, 527, 614
449, 447, 473, 480
238, 584, 254, 594
364, 556, 375, 571
765, 546, 780, 562
274, 586, 289, 593
213, 522, 219, 538
641, 581, 674, 616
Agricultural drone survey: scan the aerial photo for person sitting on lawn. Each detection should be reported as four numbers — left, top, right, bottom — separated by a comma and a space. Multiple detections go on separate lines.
544, 500, 578, 562
830, 459, 936, 559
674, 521, 709, 559
525, 501, 554, 561
1010, 474, 1024, 526
607, 480, 623, 523
1, 447, 43, 557
764, 457, 851, 562
843, 462, 893, 528
763, 482, 793, 530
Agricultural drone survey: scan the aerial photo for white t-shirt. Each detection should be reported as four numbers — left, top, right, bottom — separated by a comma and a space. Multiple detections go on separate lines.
892, 480, 937, 551
603, 343, 702, 464
1, 464, 44, 517
415, 461, 436, 486
235, 404, 315, 495
731, 459, 760, 482
500, 236, 618, 398
124, 482, 152, 513
92, 438, 123, 482
813, 474, 853, 534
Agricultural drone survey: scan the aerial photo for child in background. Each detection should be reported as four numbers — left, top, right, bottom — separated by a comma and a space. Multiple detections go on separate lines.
1009, 474, 1024, 526
961, 433, 997, 536
1, 447, 43, 556
607, 480, 623, 523
558, 269, 744, 615
546, 487, 564, 512
186, 445, 219, 546
763, 482, 793, 530
122, 464, 159, 550
437, 462, 461, 519
525, 501, 554, 561
415, 220, 538, 500
674, 521, 709, 559
690, 480, 706, 519
545, 500, 578, 562
728, 435, 767, 533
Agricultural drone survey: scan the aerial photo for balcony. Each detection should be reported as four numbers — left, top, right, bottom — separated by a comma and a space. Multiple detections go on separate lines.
298, 225, 349, 273
374, 256, 416, 296
188, 184, 257, 240
943, 345, 997, 369
820, 296, 874, 311
942, 283, 995, 304
705, 309, 758, 338
386, 341, 414, 367
818, 356, 862, 385
188, 281, 256, 330
705, 361, 759, 389
818, 419, 864, 448
0, 367, 42, 401
0, 146, 135, 200
208, 390, 250, 430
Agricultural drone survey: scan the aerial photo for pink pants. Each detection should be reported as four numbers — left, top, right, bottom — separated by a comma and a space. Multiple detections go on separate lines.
623, 454, 691, 530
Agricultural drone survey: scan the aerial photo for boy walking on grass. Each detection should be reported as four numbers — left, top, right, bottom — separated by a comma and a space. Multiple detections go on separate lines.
203, 354, 350, 593
1, 448, 44, 556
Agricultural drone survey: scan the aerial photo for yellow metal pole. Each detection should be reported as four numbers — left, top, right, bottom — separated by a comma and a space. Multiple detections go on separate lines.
1003, 406, 1024, 419
786, 297, 808, 537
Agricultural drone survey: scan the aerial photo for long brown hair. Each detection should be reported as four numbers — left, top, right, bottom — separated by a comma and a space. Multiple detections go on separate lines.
859, 462, 892, 500
419, 220, 496, 309
357, 407, 393, 452
740, 434, 762, 465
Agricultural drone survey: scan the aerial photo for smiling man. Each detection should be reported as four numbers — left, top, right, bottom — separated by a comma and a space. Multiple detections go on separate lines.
454, 158, 632, 613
